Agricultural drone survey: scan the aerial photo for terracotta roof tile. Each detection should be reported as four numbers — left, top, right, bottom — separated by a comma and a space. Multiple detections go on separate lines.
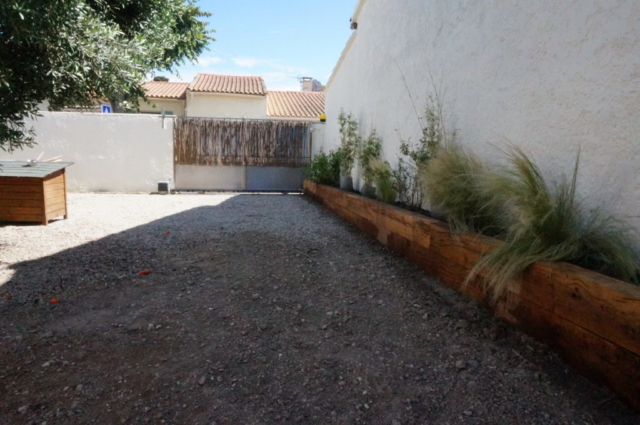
267, 91, 325, 119
189, 73, 266, 96
143, 82, 189, 99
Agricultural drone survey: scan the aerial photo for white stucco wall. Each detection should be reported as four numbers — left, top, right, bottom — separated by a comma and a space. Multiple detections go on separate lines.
3, 112, 174, 192
37, 100, 50, 111
325, 0, 640, 231
139, 98, 186, 116
187, 93, 268, 119
310, 123, 326, 157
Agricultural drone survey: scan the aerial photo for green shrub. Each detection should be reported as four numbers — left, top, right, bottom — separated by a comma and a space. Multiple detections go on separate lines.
359, 130, 381, 186
395, 96, 455, 209
420, 143, 503, 236
469, 147, 639, 300
338, 110, 360, 176
308, 149, 342, 187
399, 95, 450, 167
370, 159, 396, 204
392, 159, 423, 210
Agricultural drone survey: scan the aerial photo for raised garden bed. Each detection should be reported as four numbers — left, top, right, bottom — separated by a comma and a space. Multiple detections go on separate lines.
304, 180, 640, 411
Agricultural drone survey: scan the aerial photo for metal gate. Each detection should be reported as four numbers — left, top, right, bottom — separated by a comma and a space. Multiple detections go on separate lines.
173, 117, 312, 191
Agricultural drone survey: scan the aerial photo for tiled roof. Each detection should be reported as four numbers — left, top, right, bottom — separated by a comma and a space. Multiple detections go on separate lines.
189, 73, 266, 96
143, 82, 189, 99
267, 91, 325, 119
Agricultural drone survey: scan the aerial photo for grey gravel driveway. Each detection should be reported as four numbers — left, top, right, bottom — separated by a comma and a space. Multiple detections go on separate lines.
0, 193, 637, 424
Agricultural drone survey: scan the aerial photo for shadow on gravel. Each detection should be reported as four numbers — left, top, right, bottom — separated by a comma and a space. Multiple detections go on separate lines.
0, 194, 638, 425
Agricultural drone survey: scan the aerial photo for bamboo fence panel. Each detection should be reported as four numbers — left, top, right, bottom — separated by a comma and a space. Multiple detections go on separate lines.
174, 118, 311, 167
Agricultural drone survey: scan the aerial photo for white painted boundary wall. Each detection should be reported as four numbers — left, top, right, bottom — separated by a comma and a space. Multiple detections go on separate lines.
3, 112, 173, 192
325, 0, 640, 232
310, 123, 326, 157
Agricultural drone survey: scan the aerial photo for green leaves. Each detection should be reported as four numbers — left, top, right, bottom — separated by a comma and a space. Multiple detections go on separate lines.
358, 130, 381, 186
337, 110, 360, 176
399, 94, 452, 169
369, 159, 396, 204
0, 0, 213, 151
308, 150, 342, 187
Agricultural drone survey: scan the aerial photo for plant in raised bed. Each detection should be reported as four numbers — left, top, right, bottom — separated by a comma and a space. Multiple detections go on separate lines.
469, 146, 639, 300
358, 129, 381, 198
370, 158, 397, 205
392, 158, 423, 211
395, 95, 455, 210
337, 110, 361, 191
420, 143, 503, 236
307, 149, 342, 187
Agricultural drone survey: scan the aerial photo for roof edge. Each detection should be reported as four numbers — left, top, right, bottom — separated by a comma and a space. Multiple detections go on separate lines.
188, 90, 266, 97
326, 0, 368, 92
325, 32, 357, 92
145, 97, 186, 101
188, 73, 267, 96
351, 0, 368, 23
266, 90, 324, 95
143, 81, 189, 100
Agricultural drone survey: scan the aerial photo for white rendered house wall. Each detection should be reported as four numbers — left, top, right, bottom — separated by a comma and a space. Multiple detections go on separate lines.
324, 0, 640, 232
139, 99, 186, 116
187, 93, 268, 119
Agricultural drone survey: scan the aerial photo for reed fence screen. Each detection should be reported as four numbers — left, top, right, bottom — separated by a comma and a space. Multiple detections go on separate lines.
174, 118, 312, 167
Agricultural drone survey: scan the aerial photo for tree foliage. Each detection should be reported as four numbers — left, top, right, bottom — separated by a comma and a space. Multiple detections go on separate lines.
0, 0, 212, 151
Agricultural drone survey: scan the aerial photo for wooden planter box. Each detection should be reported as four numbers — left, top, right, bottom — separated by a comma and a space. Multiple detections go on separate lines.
0, 161, 73, 225
304, 180, 640, 411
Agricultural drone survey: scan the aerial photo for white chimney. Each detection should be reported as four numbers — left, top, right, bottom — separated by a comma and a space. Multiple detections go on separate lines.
300, 77, 322, 92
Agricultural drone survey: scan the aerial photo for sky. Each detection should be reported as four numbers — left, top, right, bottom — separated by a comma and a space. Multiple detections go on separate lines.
163, 0, 357, 91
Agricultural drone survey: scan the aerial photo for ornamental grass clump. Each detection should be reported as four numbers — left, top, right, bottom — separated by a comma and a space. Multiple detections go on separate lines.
469, 147, 639, 301
420, 143, 503, 236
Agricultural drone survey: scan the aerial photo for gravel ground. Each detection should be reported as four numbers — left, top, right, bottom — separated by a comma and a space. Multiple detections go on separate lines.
0, 193, 638, 425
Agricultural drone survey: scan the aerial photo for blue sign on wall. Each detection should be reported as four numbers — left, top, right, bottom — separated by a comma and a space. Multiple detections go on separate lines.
101, 105, 112, 113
